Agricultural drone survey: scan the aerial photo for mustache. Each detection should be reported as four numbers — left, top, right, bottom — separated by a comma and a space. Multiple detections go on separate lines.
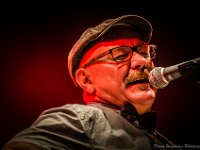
125, 69, 150, 85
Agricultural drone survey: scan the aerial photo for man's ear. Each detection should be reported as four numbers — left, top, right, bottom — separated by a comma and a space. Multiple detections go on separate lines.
75, 68, 95, 95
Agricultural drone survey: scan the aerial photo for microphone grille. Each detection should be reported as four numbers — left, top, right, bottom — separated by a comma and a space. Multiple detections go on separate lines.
148, 67, 169, 89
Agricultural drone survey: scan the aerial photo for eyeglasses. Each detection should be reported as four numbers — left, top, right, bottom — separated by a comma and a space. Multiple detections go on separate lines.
81, 44, 157, 68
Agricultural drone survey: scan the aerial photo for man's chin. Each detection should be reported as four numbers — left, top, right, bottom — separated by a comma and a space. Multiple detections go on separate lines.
125, 87, 156, 105
128, 96, 155, 106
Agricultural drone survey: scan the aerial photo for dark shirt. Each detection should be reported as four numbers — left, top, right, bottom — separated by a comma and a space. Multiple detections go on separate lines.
3, 103, 181, 150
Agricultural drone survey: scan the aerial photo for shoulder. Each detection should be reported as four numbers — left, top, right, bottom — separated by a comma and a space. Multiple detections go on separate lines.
3, 104, 108, 149
40, 103, 105, 119
32, 103, 110, 139
32, 104, 107, 128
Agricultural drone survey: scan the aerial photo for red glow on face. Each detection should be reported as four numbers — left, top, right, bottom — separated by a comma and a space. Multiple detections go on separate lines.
79, 38, 140, 68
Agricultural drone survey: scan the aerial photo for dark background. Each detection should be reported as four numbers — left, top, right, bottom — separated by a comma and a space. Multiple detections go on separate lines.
1, 1, 200, 148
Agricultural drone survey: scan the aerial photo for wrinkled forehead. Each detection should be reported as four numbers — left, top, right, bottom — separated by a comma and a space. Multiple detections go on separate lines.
79, 26, 143, 67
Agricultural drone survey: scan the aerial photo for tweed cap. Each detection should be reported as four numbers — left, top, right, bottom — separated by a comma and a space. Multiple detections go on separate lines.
68, 14, 153, 85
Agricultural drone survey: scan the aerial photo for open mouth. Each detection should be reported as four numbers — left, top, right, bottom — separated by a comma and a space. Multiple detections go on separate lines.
127, 78, 149, 86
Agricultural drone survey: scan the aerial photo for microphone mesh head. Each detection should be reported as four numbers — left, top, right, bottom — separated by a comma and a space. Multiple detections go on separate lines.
148, 67, 169, 89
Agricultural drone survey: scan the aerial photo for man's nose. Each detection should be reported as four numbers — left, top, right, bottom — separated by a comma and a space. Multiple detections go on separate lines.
130, 52, 148, 70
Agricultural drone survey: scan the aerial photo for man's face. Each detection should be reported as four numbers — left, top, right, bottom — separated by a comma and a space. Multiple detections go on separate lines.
79, 37, 157, 114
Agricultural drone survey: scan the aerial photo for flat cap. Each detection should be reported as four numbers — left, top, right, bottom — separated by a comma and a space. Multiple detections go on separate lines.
68, 14, 153, 85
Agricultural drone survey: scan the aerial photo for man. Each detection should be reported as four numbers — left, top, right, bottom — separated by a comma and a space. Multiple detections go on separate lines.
2, 14, 181, 150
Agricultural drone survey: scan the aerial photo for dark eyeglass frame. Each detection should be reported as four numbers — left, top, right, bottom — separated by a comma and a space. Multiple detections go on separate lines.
81, 44, 157, 68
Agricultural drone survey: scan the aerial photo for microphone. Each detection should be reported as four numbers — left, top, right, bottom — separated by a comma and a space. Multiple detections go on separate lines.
148, 56, 200, 89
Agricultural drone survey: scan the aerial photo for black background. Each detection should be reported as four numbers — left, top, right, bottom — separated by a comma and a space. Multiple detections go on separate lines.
1, 1, 200, 148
